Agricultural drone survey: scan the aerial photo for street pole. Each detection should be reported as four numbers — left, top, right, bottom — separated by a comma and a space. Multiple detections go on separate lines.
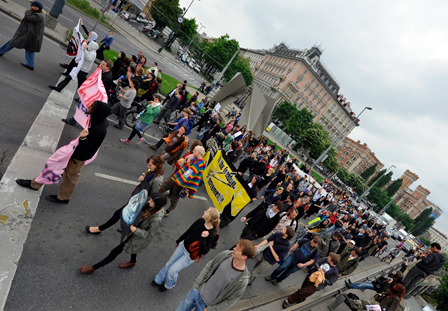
379, 198, 394, 215
360, 164, 396, 199
158, 0, 199, 53
310, 106, 372, 170
186, 23, 204, 51
92, 0, 109, 32
211, 48, 239, 89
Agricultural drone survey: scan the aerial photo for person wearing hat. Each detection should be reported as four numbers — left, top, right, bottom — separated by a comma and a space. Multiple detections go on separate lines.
0, 1, 45, 70
339, 240, 356, 258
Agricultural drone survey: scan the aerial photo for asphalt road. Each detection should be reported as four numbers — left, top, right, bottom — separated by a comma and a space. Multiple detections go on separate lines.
9, 0, 203, 87
0, 13, 69, 180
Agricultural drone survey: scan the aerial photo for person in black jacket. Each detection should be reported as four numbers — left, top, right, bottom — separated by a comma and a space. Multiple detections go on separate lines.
111, 51, 126, 79
402, 242, 446, 294
238, 201, 284, 241
238, 152, 257, 175
267, 166, 286, 190
251, 156, 268, 178
283, 253, 340, 308
16, 101, 111, 204
154, 91, 180, 123
153, 208, 219, 291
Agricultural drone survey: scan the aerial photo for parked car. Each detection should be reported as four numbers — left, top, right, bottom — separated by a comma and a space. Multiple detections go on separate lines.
136, 16, 148, 23
194, 64, 201, 73
120, 12, 130, 20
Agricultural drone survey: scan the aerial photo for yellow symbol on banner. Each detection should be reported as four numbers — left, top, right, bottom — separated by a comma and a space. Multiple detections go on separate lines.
203, 151, 251, 216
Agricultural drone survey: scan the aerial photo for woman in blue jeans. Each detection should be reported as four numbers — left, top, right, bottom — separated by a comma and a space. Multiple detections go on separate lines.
346, 271, 403, 292
152, 208, 219, 291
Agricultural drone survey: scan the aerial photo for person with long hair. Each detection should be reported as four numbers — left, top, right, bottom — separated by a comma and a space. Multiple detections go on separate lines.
152, 208, 220, 291
84, 155, 165, 235
171, 139, 203, 168
346, 271, 403, 293
156, 126, 189, 161
110, 77, 139, 130
79, 192, 167, 274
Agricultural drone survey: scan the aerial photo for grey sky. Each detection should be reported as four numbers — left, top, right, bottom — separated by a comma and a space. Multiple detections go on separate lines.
181, 0, 448, 236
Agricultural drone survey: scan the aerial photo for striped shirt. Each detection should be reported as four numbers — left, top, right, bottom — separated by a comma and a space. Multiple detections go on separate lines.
172, 158, 206, 198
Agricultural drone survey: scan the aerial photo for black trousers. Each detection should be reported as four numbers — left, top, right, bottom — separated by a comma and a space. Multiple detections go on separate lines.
63, 59, 77, 74
128, 127, 143, 140
56, 71, 88, 91
92, 206, 137, 269
402, 265, 427, 294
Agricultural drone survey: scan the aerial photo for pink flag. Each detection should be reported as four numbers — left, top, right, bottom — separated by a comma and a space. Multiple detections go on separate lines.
35, 67, 106, 185
74, 66, 108, 128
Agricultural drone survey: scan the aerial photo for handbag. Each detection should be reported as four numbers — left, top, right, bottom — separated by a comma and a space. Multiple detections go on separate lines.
188, 240, 204, 264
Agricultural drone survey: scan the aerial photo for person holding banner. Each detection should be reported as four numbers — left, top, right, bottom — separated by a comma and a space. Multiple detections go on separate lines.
16, 101, 111, 204
79, 192, 167, 274
49, 40, 99, 92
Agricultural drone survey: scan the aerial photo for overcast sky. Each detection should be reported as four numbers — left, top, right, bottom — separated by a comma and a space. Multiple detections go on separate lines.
181, 0, 448, 236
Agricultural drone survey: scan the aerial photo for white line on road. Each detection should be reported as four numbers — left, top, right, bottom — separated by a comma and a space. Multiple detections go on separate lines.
94, 173, 208, 201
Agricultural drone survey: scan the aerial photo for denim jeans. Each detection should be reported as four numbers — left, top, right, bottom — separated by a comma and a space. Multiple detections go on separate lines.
155, 241, 195, 289
349, 281, 375, 291
0, 39, 35, 67
269, 255, 300, 283
175, 288, 207, 311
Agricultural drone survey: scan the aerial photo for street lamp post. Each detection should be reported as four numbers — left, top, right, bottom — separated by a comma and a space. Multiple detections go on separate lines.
186, 23, 204, 51
360, 164, 396, 199
310, 106, 372, 170
158, 0, 199, 53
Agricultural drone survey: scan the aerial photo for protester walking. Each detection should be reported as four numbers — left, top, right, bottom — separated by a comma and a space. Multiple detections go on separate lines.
0, 1, 45, 70
110, 78, 139, 129
175, 239, 256, 311
158, 146, 206, 216
16, 101, 111, 204
79, 192, 167, 274
153, 208, 220, 291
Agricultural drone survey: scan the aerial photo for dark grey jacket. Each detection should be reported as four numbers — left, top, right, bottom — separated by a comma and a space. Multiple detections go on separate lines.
10, 10, 45, 52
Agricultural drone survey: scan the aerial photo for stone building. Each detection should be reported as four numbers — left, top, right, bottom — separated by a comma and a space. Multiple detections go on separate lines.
240, 48, 266, 73
252, 43, 360, 142
336, 138, 384, 176
393, 170, 443, 220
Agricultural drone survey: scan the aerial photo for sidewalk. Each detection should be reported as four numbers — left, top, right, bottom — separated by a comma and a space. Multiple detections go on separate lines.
0, 1, 68, 47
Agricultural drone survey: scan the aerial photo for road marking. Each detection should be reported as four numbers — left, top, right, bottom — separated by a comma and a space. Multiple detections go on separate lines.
0, 76, 77, 310
94, 173, 208, 201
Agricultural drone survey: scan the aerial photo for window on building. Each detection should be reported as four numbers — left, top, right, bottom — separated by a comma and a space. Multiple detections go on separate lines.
351, 156, 357, 161
303, 69, 308, 76
343, 151, 348, 156
345, 161, 352, 166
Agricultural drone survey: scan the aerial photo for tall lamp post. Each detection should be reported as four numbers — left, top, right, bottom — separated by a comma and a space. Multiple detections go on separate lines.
186, 23, 204, 51
158, 0, 199, 53
310, 106, 372, 170
360, 164, 396, 199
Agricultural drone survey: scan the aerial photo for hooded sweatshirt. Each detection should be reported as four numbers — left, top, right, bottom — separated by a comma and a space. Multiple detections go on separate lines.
72, 101, 111, 161
81, 41, 99, 73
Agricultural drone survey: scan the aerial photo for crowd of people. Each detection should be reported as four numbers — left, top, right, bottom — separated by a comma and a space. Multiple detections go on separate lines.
6, 7, 446, 310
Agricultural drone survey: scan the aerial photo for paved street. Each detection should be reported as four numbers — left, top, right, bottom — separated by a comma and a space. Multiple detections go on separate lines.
0, 5, 400, 311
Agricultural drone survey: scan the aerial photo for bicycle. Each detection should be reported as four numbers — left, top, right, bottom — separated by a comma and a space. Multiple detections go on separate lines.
125, 101, 145, 128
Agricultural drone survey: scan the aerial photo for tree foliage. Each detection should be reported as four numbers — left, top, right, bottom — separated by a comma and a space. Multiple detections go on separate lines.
386, 178, 403, 197
273, 104, 314, 142
411, 207, 435, 236
199, 34, 239, 70
348, 173, 367, 195
368, 169, 386, 186
177, 17, 198, 43
301, 124, 332, 159
323, 148, 339, 173
150, 0, 182, 29
338, 167, 351, 184
420, 237, 431, 246
430, 274, 448, 311
376, 171, 393, 189
225, 55, 253, 86
360, 163, 377, 182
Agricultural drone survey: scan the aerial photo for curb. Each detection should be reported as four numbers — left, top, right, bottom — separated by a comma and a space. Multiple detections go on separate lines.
228, 259, 402, 311
0, 6, 68, 47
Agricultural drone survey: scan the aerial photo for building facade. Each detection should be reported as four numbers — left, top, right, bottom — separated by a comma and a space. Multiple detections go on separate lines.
335, 138, 384, 175
252, 43, 359, 142
240, 48, 266, 73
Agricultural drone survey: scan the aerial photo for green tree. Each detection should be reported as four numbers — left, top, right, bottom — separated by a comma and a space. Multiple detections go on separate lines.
386, 178, 403, 197
386, 203, 402, 218
442, 252, 448, 271
176, 17, 198, 43
430, 274, 448, 311
199, 35, 239, 77
338, 167, 351, 184
366, 187, 391, 208
300, 124, 332, 159
225, 55, 253, 86
411, 208, 435, 236
150, 0, 182, 29
347, 173, 367, 195
285, 108, 315, 142
401, 214, 415, 231
323, 148, 339, 173
420, 237, 431, 246
360, 163, 377, 182
273, 101, 296, 125
368, 169, 386, 186
376, 171, 393, 189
